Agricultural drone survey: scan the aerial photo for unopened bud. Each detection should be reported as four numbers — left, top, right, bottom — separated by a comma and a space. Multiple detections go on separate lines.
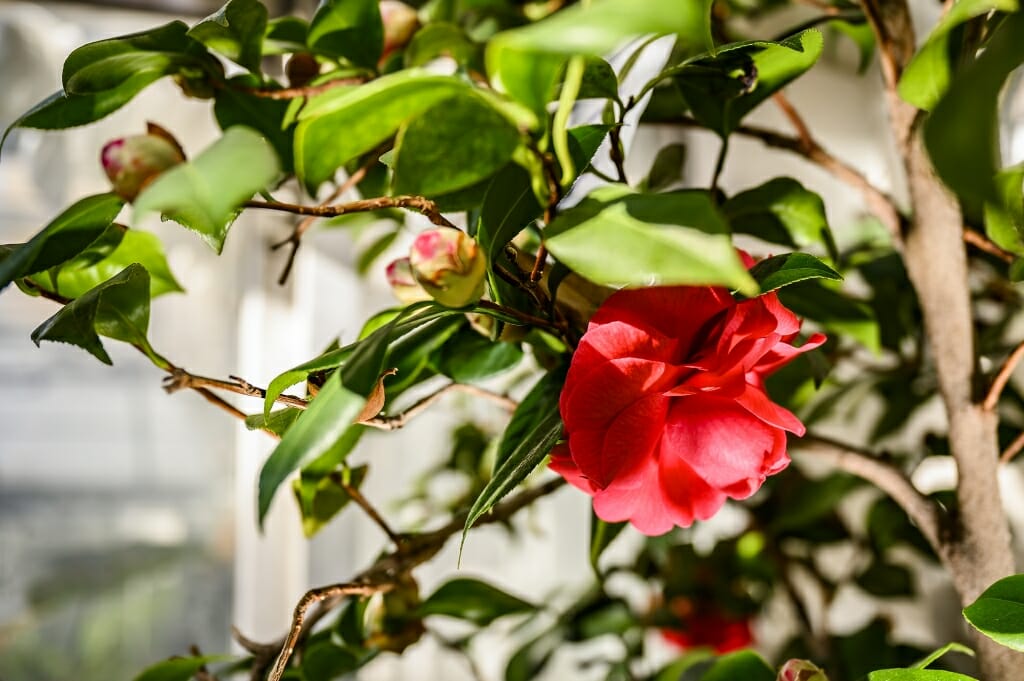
777, 659, 829, 681
408, 228, 487, 308
101, 129, 185, 201
380, 1, 419, 57
386, 257, 431, 304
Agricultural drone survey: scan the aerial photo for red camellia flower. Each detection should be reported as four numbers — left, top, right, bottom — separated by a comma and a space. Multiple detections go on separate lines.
660, 600, 754, 654
550, 283, 825, 535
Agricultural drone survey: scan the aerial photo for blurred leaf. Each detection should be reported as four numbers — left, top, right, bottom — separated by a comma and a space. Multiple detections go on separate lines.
505, 629, 561, 681
749, 252, 841, 293
856, 561, 915, 598
405, 22, 478, 68
356, 229, 400, 275
898, 0, 1018, 110
393, 93, 520, 197
419, 577, 534, 625
264, 16, 308, 54
545, 185, 757, 294
867, 671, 978, 680
984, 164, 1024, 256
31, 263, 163, 366
724, 177, 836, 256
188, 0, 268, 72
778, 281, 880, 353
642, 143, 687, 192
307, 0, 383, 68
133, 655, 228, 681
867, 496, 935, 558
245, 407, 302, 436
912, 642, 974, 670
769, 473, 860, 534
924, 12, 1024, 208
831, 18, 875, 73
293, 464, 368, 536
963, 574, 1024, 651
688, 650, 774, 681
214, 75, 295, 172
590, 514, 627, 574
435, 329, 524, 383
676, 30, 823, 137
578, 57, 620, 102
0, 194, 124, 292
134, 126, 280, 253
487, 0, 713, 113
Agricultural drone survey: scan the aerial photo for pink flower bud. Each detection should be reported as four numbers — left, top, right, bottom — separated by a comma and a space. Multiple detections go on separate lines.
408, 227, 487, 308
386, 257, 431, 304
777, 659, 829, 681
101, 131, 185, 201
380, 1, 419, 57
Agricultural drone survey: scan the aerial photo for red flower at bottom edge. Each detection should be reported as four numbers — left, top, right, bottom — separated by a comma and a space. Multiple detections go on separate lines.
660, 606, 754, 654
550, 285, 825, 535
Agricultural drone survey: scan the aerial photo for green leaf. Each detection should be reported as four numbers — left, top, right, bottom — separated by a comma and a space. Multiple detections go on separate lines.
642, 143, 686, 192
246, 407, 302, 436
912, 642, 974, 670
134, 126, 280, 253
578, 57, 620, 102
924, 12, 1024, 208
778, 281, 880, 353
188, 0, 268, 72
545, 186, 758, 294
393, 93, 521, 197
831, 18, 875, 73
0, 193, 124, 292
856, 561, 915, 597
963, 574, 1024, 652
31, 264, 162, 366
302, 642, 363, 680
478, 164, 543, 257
404, 22, 478, 68
214, 76, 295, 172
676, 30, 824, 137
294, 70, 468, 194
898, 0, 1018, 110
264, 16, 309, 55
307, 0, 384, 68
419, 578, 534, 625
293, 464, 368, 536
462, 409, 562, 546
984, 164, 1024, 255
724, 177, 835, 254
748, 252, 841, 294
589, 514, 626, 574
867, 671, 978, 681
133, 655, 228, 681
486, 0, 714, 113
495, 369, 565, 470
692, 651, 774, 681
257, 371, 366, 525
435, 329, 524, 383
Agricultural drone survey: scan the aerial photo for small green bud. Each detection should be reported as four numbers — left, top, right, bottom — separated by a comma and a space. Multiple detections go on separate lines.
101, 127, 185, 201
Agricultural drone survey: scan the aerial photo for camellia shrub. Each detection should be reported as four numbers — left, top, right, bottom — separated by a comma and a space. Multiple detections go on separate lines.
5, 0, 1024, 679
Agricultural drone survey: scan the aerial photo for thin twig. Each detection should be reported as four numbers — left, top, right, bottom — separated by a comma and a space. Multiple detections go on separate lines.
964, 229, 1015, 264
772, 91, 815, 152
1001, 431, 1024, 464
476, 299, 563, 333
362, 382, 518, 431
608, 125, 628, 184
237, 76, 366, 100
338, 475, 404, 545
246, 196, 456, 229
799, 433, 945, 553
984, 340, 1024, 411
162, 368, 309, 410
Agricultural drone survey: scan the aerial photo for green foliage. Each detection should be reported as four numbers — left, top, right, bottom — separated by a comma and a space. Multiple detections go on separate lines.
749, 252, 841, 293
293, 464, 368, 536
688, 650, 775, 681
866, 672, 978, 681
307, 0, 384, 68
134, 126, 280, 253
418, 578, 534, 625
724, 177, 836, 255
963, 574, 1024, 652
188, 0, 268, 72
133, 656, 228, 681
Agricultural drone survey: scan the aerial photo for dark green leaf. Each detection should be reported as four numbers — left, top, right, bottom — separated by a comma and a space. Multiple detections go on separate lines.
856, 561, 915, 598
308, 0, 384, 68
214, 76, 295, 172
301, 641, 364, 680
924, 12, 1024, 208
419, 577, 534, 625
435, 329, 523, 383
748, 252, 841, 294
462, 409, 562, 545
898, 0, 1016, 110
188, 0, 268, 72
724, 177, 835, 255
496, 369, 565, 470
393, 93, 520, 197
293, 464, 368, 536
578, 57, 620, 102
134, 126, 280, 253
692, 650, 774, 681
505, 629, 561, 681
778, 280, 880, 353
984, 164, 1024, 256
478, 163, 543, 257
590, 514, 627, 574
963, 574, 1024, 652
0, 193, 124, 292
133, 655, 228, 681
31, 263, 162, 366
769, 473, 860, 534
404, 22, 478, 68
867, 671, 978, 681
642, 143, 686, 192
264, 16, 308, 55
545, 185, 757, 294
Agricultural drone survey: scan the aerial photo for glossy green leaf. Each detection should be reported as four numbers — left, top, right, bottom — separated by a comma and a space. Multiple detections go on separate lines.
404, 22, 478, 68
214, 76, 295, 171
924, 12, 1024, 207
778, 281, 880, 353
307, 0, 383, 68
545, 186, 757, 294
462, 409, 562, 546
578, 57, 620, 102
478, 163, 543, 257
912, 642, 974, 669
642, 143, 686, 191
134, 655, 228, 681
749, 253, 841, 294
134, 126, 280, 253
867, 671, 978, 681
676, 30, 823, 137
487, 0, 713, 113
984, 164, 1024, 255
693, 651, 774, 681
496, 369, 565, 470
0, 193, 124, 292
294, 71, 468, 193
246, 407, 302, 436
435, 328, 524, 383
419, 578, 534, 625
293, 464, 367, 536
393, 93, 520, 197
963, 574, 1024, 651
31, 264, 163, 367
257, 371, 365, 525
188, 0, 268, 72
724, 177, 835, 254
264, 16, 309, 54
302, 642, 368, 680
899, 0, 1018, 110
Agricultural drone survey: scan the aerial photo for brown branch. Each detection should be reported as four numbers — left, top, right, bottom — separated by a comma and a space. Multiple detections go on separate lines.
246, 196, 456, 229
964, 229, 1015, 264
799, 434, 945, 553
362, 382, 518, 431
162, 367, 309, 410
476, 299, 563, 333
237, 76, 366, 100
984, 340, 1024, 411
1000, 431, 1024, 464
339, 475, 404, 545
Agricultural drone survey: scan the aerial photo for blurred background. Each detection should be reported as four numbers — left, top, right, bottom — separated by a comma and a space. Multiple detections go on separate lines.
3, 1, 1024, 680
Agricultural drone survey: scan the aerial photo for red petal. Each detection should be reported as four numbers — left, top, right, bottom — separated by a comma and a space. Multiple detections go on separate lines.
734, 383, 805, 434
561, 357, 681, 435
753, 332, 827, 376
548, 443, 597, 494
